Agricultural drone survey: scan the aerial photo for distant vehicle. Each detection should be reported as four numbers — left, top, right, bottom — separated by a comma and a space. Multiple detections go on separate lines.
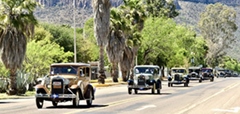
201, 68, 214, 82
188, 66, 202, 83
35, 63, 95, 109
168, 67, 189, 87
128, 65, 162, 94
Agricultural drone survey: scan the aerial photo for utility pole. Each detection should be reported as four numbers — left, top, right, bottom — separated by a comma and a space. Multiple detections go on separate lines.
73, 0, 77, 63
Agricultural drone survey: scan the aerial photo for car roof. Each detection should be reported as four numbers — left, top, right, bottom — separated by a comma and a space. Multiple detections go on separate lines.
134, 65, 160, 68
171, 67, 186, 69
188, 66, 201, 69
51, 62, 91, 67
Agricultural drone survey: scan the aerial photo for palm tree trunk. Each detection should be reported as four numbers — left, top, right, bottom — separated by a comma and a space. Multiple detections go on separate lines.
122, 71, 128, 82
7, 69, 17, 95
98, 45, 106, 84
112, 62, 118, 82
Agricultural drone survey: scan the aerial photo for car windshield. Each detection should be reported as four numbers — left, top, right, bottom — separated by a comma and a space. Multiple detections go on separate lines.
135, 67, 156, 74
202, 69, 212, 73
189, 69, 200, 73
50, 66, 78, 75
172, 69, 185, 73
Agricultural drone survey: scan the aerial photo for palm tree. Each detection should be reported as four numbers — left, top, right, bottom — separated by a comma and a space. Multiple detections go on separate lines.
119, 0, 147, 80
0, 0, 38, 95
106, 8, 130, 82
92, 0, 111, 84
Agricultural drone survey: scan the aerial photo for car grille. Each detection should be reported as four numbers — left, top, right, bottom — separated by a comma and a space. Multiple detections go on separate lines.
203, 73, 209, 77
51, 78, 64, 94
174, 74, 181, 81
138, 75, 145, 85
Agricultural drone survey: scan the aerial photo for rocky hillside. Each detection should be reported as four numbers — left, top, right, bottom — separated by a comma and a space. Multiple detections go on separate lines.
34, 0, 240, 60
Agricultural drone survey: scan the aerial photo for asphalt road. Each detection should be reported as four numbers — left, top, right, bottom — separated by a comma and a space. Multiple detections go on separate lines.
1, 77, 240, 114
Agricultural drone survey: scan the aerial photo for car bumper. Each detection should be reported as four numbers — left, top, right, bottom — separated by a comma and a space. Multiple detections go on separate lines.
35, 94, 76, 99
169, 81, 186, 84
128, 85, 154, 90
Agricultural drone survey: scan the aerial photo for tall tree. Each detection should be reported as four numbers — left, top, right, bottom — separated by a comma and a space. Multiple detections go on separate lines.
144, 0, 179, 18
198, 3, 238, 67
106, 8, 128, 82
0, 0, 38, 95
92, 0, 111, 84
117, 0, 147, 80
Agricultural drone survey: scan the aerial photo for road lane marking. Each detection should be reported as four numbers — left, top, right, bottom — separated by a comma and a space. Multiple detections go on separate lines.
135, 105, 156, 111
65, 96, 149, 114
176, 82, 240, 114
212, 107, 240, 113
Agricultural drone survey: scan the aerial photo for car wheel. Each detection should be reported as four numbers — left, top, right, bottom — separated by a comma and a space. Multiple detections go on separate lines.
210, 77, 214, 82
199, 79, 202, 83
73, 90, 80, 107
52, 101, 58, 107
151, 83, 156, 94
128, 88, 132, 94
134, 89, 138, 94
36, 98, 44, 109
168, 83, 171, 87
171, 83, 173, 87
157, 89, 160, 94
86, 89, 93, 107
184, 83, 188, 87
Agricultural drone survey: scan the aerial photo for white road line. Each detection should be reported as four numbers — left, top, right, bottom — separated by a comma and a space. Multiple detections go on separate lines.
176, 82, 240, 114
212, 107, 240, 113
135, 105, 156, 111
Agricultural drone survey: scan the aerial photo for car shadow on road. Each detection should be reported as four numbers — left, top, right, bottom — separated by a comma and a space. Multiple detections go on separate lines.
0, 101, 14, 104
170, 86, 193, 88
134, 93, 171, 95
46, 104, 108, 109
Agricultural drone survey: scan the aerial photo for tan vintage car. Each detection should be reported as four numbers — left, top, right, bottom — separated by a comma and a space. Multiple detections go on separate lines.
35, 63, 95, 109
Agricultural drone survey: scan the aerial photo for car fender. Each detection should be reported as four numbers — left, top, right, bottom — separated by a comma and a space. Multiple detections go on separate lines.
156, 79, 162, 89
128, 80, 134, 85
35, 84, 49, 94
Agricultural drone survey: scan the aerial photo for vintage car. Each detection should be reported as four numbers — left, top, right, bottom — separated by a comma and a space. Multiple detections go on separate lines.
35, 63, 95, 109
168, 67, 189, 87
201, 67, 214, 82
128, 65, 162, 94
188, 66, 202, 83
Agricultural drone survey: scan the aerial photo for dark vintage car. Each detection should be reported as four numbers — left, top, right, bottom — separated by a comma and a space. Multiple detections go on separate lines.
168, 67, 189, 87
35, 63, 95, 108
201, 68, 214, 82
128, 65, 162, 94
188, 66, 202, 83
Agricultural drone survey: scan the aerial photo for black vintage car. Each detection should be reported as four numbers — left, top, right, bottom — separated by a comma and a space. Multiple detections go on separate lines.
201, 68, 214, 82
188, 66, 202, 83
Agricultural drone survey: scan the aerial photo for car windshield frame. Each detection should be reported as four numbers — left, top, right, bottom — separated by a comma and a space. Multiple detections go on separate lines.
172, 69, 186, 73
50, 66, 78, 75
134, 67, 157, 74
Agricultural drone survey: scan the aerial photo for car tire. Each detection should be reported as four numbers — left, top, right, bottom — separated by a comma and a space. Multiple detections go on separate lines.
86, 89, 93, 107
199, 79, 202, 83
73, 90, 80, 107
52, 101, 58, 107
151, 83, 156, 94
171, 83, 173, 87
128, 88, 132, 94
184, 83, 188, 87
168, 83, 171, 87
210, 77, 214, 82
157, 89, 160, 94
36, 98, 44, 109
134, 89, 138, 94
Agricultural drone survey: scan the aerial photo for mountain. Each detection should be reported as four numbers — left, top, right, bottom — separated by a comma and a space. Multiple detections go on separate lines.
34, 0, 240, 60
